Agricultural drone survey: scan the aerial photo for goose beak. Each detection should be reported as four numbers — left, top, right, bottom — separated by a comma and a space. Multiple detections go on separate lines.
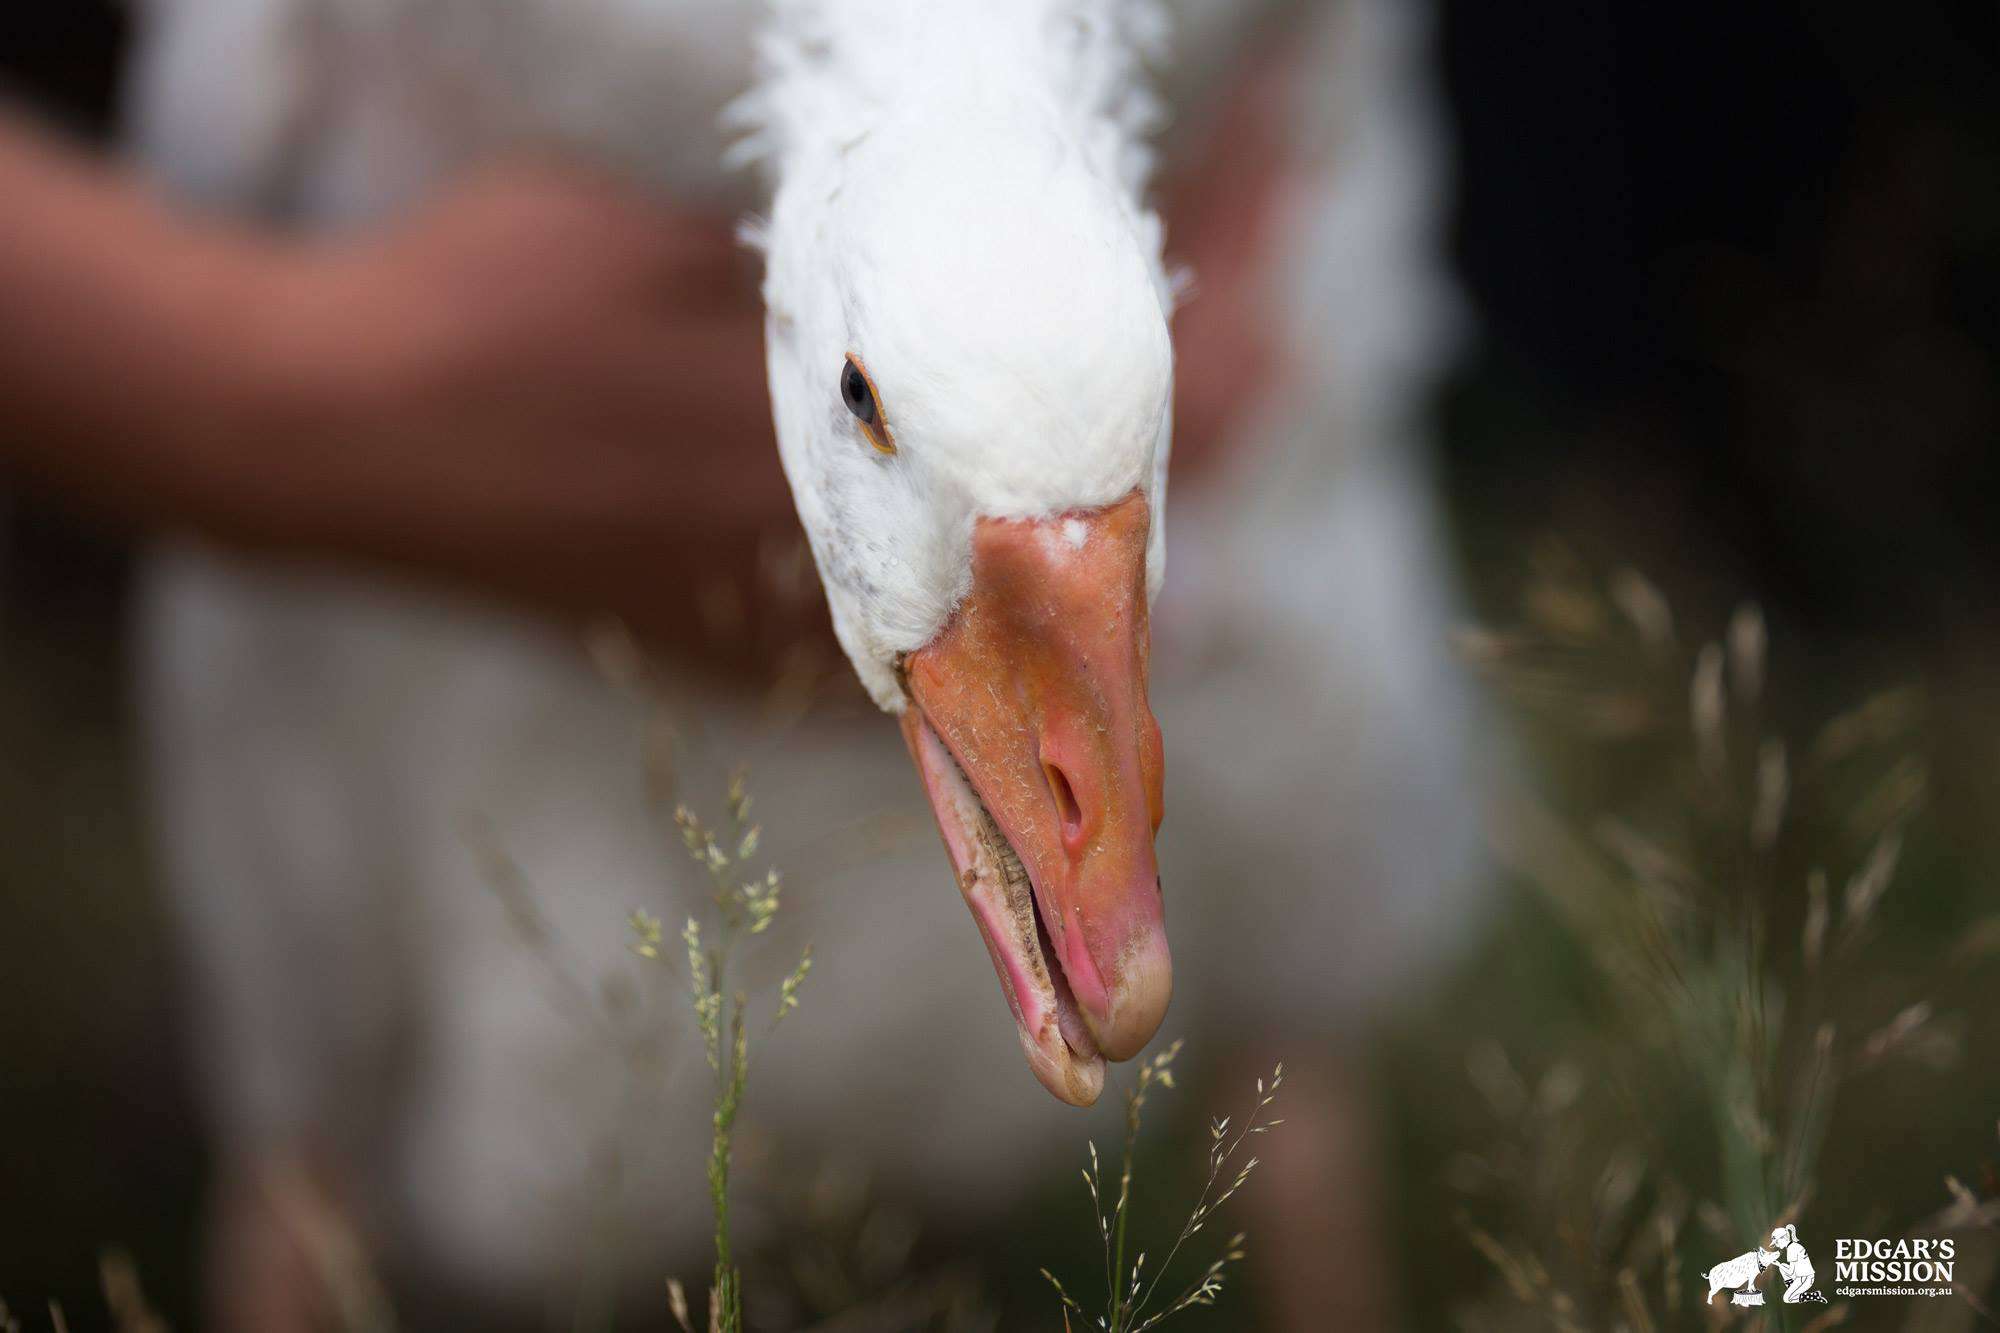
900, 490, 1169, 1106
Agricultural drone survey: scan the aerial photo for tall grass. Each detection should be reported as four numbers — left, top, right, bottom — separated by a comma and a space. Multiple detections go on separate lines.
631, 773, 811, 1333
0, 1253, 168, 1333
1445, 553, 1994, 1328
1041, 1042, 1283, 1332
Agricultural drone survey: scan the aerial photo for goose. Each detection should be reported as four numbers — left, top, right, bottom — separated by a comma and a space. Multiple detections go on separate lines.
126, 0, 1480, 1313
738, 0, 1183, 1100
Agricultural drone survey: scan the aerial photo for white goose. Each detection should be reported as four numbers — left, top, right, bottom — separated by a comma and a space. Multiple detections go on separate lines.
127, 0, 1478, 1309
741, 0, 1184, 1100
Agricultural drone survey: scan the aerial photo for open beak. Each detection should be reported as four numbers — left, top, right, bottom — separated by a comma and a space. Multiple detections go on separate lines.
899, 490, 1169, 1106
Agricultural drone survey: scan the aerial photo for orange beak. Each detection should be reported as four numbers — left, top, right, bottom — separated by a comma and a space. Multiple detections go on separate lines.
899, 490, 1170, 1106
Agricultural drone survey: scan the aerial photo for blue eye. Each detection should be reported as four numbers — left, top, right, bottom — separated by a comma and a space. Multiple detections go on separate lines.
841, 355, 895, 453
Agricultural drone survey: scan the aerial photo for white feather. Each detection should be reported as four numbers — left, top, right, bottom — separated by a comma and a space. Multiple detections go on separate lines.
744, 0, 1178, 706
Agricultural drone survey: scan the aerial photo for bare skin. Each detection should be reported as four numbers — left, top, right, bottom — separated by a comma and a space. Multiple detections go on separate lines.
0, 118, 798, 665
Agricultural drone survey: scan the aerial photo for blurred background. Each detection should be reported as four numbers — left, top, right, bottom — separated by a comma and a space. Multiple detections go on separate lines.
2, 1, 1997, 1329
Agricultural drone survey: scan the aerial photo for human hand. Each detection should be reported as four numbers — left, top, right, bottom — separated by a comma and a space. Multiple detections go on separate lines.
219, 161, 805, 663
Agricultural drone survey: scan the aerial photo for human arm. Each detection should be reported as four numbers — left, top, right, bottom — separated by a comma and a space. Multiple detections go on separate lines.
0, 113, 789, 650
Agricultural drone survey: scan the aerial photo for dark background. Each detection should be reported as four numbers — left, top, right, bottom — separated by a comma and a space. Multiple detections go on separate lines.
1441, 0, 1998, 650
2, 1, 1996, 1326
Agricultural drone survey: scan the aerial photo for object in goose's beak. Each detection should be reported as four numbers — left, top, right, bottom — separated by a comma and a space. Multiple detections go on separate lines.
901, 490, 1169, 1106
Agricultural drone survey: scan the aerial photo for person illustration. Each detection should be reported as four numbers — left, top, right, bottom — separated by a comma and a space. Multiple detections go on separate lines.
1771, 1224, 1827, 1304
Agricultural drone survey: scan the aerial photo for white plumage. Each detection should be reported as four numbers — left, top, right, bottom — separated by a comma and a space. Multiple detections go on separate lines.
740, 2, 1179, 707
126, 0, 1484, 1306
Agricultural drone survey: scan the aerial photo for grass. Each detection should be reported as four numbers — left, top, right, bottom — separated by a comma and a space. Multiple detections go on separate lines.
1041, 1042, 1283, 1332
630, 772, 812, 1333
1434, 553, 1999, 1329
639, 770, 1278, 1333
0, 1253, 167, 1333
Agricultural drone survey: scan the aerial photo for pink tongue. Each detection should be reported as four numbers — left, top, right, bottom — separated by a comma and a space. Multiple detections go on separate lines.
1039, 906, 1099, 1059
1056, 985, 1098, 1060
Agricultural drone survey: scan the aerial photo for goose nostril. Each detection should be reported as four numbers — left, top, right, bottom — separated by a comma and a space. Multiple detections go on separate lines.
1045, 761, 1084, 846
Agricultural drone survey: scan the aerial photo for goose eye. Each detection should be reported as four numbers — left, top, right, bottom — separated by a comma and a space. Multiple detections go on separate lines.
841, 354, 895, 454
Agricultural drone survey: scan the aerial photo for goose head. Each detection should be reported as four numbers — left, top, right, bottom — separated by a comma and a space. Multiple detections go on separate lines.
759, 114, 1174, 1106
